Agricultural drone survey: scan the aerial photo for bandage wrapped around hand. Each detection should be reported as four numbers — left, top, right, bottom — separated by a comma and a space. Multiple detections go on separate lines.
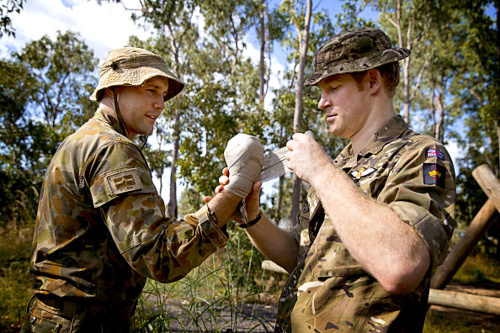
224, 134, 264, 198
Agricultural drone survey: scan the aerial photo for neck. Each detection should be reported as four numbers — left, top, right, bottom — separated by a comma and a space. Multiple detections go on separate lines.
99, 94, 134, 139
350, 97, 396, 156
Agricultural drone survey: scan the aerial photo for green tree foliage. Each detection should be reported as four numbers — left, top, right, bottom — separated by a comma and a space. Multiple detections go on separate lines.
0, 0, 25, 38
125, 0, 269, 216
0, 59, 40, 226
0, 30, 98, 226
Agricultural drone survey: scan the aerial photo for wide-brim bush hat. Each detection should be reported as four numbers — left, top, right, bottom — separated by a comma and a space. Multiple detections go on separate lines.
305, 27, 410, 86
90, 47, 185, 102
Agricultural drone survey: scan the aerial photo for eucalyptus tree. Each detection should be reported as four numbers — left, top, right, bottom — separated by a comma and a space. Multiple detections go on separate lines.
127, 0, 204, 218
127, 0, 268, 216
269, 1, 344, 224
287, 0, 312, 225
0, 59, 39, 226
14, 30, 98, 141
0, 31, 97, 226
454, 0, 499, 175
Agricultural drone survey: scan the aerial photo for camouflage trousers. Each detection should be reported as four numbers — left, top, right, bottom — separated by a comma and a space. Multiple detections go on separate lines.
21, 295, 136, 333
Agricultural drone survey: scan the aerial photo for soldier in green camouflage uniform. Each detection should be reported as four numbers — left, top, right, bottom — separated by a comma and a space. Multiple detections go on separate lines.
220, 27, 456, 332
22, 47, 249, 332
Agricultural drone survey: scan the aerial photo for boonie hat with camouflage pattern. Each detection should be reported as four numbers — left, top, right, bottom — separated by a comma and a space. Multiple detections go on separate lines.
90, 47, 185, 102
305, 27, 410, 86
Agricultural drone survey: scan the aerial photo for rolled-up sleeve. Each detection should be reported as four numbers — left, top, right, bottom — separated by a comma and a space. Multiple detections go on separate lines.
379, 139, 456, 269
86, 141, 229, 282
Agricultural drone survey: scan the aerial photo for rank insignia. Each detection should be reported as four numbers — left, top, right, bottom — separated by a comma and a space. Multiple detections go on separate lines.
350, 167, 376, 180
107, 168, 142, 195
423, 163, 446, 188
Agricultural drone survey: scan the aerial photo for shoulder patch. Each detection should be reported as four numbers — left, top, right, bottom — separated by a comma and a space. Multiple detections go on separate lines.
423, 163, 446, 188
426, 148, 444, 160
106, 168, 143, 195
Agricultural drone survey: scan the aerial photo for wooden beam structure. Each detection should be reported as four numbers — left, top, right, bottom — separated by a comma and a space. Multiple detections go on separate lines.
428, 288, 500, 315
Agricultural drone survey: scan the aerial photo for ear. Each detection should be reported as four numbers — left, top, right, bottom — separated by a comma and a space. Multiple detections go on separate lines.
103, 87, 115, 99
366, 69, 382, 95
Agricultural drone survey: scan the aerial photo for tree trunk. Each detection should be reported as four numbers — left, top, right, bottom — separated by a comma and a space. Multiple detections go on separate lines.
275, 176, 283, 225
168, 109, 180, 218
258, 0, 266, 106
290, 0, 312, 226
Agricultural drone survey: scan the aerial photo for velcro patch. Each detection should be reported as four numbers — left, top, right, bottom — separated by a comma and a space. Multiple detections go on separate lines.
106, 168, 142, 195
423, 163, 446, 188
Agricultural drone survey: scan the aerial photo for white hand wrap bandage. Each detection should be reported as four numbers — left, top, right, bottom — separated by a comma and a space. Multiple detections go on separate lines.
224, 134, 264, 198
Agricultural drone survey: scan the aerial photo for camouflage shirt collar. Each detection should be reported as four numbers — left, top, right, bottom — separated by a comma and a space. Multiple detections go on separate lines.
360, 115, 409, 156
334, 115, 408, 168
94, 108, 127, 136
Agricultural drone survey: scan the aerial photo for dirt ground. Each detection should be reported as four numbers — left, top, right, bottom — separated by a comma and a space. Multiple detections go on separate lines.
148, 284, 500, 332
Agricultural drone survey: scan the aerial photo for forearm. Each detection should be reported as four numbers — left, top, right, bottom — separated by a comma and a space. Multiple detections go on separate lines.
311, 165, 430, 294
193, 190, 243, 229
243, 213, 299, 273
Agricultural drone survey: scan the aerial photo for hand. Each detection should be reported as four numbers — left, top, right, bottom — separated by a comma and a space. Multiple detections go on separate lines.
285, 132, 332, 185
223, 134, 263, 198
204, 168, 262, 224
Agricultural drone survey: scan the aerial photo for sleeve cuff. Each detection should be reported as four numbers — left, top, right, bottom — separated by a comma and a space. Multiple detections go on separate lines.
185, 211, 229, 249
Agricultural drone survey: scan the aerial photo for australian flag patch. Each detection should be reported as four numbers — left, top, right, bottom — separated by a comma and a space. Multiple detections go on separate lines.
423, 163, 446, 188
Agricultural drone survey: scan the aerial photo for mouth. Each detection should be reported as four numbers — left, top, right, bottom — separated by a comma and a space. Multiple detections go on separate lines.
146, 114, 159, 121
326, 113, 337, 121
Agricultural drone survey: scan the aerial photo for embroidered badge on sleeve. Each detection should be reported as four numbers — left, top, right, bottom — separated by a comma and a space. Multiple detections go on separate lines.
106, 168, 143, 195
426, 148, 444, 160
423, 163, 446, 188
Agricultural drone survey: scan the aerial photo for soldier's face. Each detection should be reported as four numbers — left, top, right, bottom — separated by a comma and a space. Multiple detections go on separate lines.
115, 77, 169, 139
317, 73, 371, 140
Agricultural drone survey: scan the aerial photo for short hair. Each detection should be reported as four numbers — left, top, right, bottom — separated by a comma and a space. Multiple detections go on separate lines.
350, 61, 401, 97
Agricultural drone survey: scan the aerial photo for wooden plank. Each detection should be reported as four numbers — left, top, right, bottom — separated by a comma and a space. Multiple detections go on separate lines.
429, 288, 500, 315
472, 164, 500, 212
431, 199, 498, 289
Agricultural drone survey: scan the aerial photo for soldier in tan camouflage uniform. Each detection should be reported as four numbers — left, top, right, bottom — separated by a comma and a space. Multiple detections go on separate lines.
218, 27, 456, 332
21, 47, 256, 332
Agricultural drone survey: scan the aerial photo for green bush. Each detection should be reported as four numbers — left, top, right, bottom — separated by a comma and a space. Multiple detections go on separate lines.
0, 225, 33, 331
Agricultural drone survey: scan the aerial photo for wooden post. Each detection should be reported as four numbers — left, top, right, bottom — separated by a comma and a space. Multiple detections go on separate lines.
472, 164, 500, 211
428, 288, 500, 315
431, 165, 500, 289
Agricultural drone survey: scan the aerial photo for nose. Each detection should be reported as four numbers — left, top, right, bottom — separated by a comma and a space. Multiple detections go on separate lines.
317, 90, 331, 110
153, 95, 165, 111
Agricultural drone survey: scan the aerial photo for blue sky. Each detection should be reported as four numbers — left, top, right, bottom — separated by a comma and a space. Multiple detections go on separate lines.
1, 0, 465, 197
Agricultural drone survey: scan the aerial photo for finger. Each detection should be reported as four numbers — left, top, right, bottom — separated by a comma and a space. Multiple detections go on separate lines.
253, 181, 262, 194
223, 167, 229, 177
215, 185, 224, 193
246, 181, 262, 203
203, 196, 212, 203
219, 175, 229, 185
